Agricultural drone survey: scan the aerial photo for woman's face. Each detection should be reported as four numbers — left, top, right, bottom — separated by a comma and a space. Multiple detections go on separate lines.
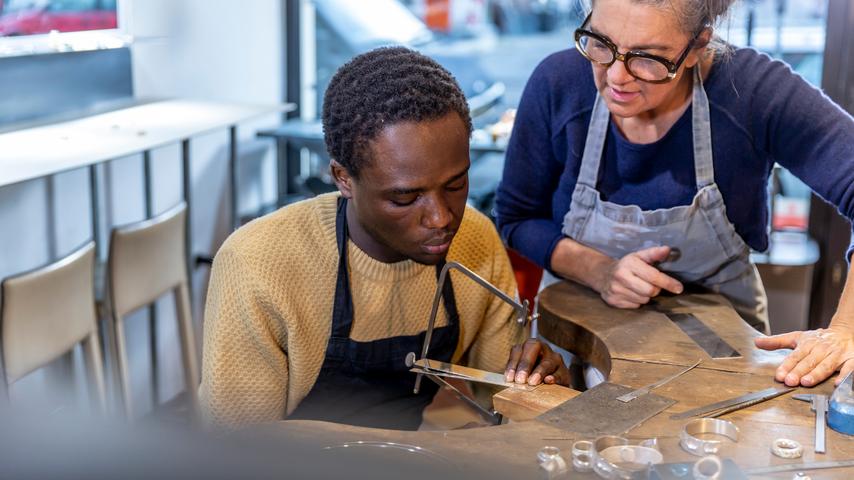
588, 0, 703, 119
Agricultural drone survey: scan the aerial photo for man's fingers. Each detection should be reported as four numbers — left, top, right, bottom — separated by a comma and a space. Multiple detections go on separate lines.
529, 356, 558, 385
504, 344, 523, 382
514, 339, 542, 384
755, 331, 802, 351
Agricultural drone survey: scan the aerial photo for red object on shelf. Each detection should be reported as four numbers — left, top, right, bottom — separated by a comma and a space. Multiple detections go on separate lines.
424, 0, 450, 32
507, 248, 543, 313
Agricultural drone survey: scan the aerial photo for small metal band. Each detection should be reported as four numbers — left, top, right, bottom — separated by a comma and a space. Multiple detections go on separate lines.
771, 438, 804, 459
693, 455, 723, 480
680, 418, 740, 456
571, 440, 593, 473
592, 436, 663, 478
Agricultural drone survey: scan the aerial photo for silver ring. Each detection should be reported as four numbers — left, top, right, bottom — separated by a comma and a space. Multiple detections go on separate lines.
571, 440, 593, 473
592, 436, 663, 479
771, 438, 803, 459
692, 455, 723, 480
679, 418, 739, 456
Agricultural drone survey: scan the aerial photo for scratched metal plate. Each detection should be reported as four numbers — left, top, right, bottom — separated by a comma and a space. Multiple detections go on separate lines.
667, 313, 740, 358
536, 382, 675, 437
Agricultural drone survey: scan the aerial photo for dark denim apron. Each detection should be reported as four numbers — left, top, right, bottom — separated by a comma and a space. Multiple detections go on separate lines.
288, 197, 461, 430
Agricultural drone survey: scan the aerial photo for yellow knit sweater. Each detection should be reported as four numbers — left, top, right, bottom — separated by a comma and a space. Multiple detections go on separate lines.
200, 193, 524, 428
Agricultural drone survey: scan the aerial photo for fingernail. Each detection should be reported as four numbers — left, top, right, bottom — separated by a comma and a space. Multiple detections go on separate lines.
516, 372, 528, 383
528, 373, 541, 385
803, 376, 813, 385
786, 373, 798, 385
505, 370, 515, 382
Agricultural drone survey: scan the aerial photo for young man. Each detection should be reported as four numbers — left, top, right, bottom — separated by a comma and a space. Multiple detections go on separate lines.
200, 47, 568, 430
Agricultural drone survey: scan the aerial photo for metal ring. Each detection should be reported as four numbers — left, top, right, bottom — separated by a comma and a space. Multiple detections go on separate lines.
771, 438, 803, 459
592, 436, 663, 479
680, 418, 739, 456
537, 446, 568, 476
571, 440, 593, 473
692, 455, 723, 480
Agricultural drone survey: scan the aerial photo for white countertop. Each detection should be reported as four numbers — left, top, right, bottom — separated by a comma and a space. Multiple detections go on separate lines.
0, 99, 291, 188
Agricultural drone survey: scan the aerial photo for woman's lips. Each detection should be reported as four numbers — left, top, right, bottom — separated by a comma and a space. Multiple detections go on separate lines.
608, 86, 640, 103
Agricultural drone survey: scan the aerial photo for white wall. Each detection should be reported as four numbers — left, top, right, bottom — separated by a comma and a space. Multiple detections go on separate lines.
0, 0, 285, 418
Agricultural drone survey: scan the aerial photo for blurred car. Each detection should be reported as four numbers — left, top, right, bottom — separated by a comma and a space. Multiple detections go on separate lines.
0, 0, 117, 37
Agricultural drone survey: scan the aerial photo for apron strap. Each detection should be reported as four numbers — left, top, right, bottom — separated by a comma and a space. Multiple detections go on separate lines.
691, 65, 716, 188
576, 94, 610, 188
330, 196, 355, 338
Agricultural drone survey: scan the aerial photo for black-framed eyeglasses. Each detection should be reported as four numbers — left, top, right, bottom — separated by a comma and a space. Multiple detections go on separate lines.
574, 13, 702, 83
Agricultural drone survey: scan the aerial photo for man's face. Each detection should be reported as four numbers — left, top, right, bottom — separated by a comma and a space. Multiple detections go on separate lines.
335, 111, 470, 265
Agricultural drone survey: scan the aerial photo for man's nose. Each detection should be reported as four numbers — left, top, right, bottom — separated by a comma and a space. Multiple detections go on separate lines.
422, 193, 453, 230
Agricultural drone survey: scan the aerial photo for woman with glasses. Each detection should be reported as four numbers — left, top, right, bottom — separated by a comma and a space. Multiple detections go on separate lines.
496, 0, 854, 388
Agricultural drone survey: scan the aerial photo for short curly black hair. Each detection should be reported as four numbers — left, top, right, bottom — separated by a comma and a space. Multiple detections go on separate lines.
322, 46, 472, 179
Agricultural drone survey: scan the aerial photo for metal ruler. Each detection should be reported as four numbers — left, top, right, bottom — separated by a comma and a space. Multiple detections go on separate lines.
617, 359, 702, 403
670, 386, 795, 420
745, 460, 854, 475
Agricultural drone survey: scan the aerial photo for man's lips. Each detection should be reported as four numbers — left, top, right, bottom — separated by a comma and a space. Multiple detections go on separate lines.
422, 233, 455, 254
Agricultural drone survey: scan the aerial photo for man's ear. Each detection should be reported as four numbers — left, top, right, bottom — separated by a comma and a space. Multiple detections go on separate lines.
330, 160, 354, 199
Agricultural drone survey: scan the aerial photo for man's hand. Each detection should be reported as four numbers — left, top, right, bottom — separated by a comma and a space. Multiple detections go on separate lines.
504, 339, 570, 386
598, 246, 684, 309
755, 326, 854, 387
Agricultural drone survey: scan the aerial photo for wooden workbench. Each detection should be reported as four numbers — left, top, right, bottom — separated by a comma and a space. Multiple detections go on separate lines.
274, 281, 854, 479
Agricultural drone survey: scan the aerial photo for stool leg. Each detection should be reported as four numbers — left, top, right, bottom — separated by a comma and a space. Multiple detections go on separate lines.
83, 331, 107, 414
174, 284, 199, 423
112, 315, 134, 420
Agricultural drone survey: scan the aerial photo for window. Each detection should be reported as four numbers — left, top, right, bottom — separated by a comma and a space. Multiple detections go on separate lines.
0, 0, 118, 38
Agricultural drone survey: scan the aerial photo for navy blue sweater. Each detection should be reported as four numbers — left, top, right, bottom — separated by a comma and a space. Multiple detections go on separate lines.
496, 47, 854, 271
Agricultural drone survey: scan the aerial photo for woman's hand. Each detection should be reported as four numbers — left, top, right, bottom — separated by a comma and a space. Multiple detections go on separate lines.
755, 326, 854, 387
504, 339, 570, 386
598, 246, 684, 308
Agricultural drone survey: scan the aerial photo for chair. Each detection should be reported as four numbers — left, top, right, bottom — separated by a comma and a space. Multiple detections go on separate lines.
0, 242, 106, 412
106, 202, 199, 421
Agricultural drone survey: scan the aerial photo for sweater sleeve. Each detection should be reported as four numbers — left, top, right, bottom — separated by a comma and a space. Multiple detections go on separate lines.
747, 52, 854, 259
495, 58, 566, 270
463, 227, 526, 375
199, 247, 289, 429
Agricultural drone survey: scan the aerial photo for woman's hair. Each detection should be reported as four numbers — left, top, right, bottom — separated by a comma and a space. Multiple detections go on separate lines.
583, 0, 737, 54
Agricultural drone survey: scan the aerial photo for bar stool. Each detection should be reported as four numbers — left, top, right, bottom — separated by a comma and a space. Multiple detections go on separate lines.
105, 202, 199, 421
0, 242, 106, 412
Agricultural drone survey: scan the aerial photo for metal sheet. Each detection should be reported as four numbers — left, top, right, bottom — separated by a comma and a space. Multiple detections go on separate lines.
409, 358, 538, 392
650, 459, 747, 480
535, 382, 675, 437
667, 313, 740, 358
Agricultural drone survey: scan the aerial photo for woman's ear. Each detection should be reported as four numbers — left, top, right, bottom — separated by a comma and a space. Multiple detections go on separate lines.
695, 28, 713, 50
330, 160, 354, 199
685, 29, 713, 69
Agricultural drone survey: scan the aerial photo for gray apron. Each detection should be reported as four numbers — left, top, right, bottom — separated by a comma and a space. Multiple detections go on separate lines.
551, 67, 769, 334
